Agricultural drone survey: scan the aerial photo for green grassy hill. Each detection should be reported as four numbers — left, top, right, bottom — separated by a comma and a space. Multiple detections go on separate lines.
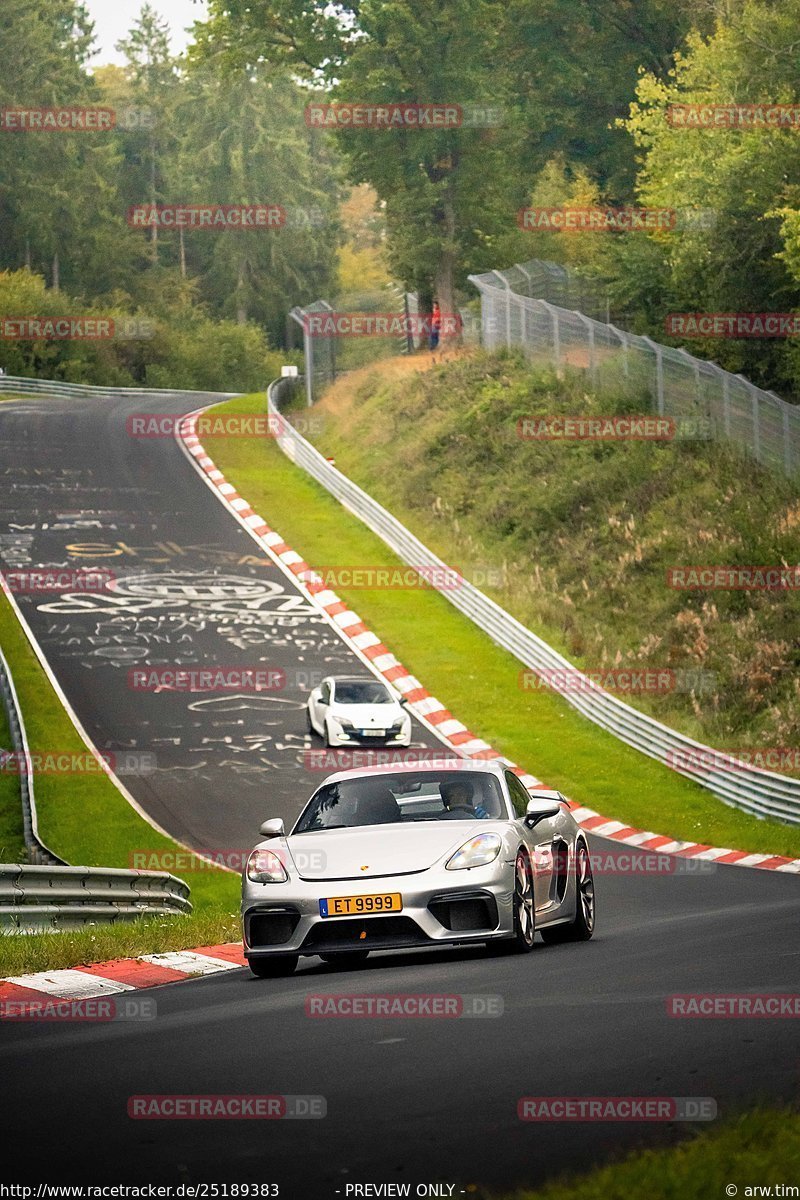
305, 350, 799, 760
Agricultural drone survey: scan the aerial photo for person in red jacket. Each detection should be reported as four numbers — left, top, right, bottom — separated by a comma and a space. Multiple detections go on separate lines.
429, 301, 442, 350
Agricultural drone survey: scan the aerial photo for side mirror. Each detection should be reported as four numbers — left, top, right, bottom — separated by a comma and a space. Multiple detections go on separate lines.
524, 798, 561, 828
399, 697, 408, 707
259, 818, 285, 839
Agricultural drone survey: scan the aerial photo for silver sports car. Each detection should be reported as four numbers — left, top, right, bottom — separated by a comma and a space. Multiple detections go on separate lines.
242, 760, 595, 977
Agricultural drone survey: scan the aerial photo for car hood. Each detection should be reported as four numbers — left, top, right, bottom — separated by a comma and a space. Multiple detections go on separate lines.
330, 703, 402, 725
281, 822, 489, 881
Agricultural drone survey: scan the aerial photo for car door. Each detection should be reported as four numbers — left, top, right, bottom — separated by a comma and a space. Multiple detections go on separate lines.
505, 771, 556, 912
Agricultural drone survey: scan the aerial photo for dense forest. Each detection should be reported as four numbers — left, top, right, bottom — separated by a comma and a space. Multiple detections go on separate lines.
1, 0, 799, 396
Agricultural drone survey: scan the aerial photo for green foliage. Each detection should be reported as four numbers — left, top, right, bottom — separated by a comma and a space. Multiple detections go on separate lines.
200, 0, 698, 306
0, 0, 340, 354
0, 268, 286, 390
307, 352, 800, 754
497, 1107, 800, 1200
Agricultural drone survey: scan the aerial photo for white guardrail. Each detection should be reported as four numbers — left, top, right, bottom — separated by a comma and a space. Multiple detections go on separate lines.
0, 865, 192, 933
0, 374, 241, 401
0, 614, 193, 932
268, 376, 800, 826
0, 643, 63, 866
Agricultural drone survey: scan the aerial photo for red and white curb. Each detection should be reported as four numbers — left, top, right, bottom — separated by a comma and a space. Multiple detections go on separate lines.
0, 944, 246, 1005
175, 408, 800, 879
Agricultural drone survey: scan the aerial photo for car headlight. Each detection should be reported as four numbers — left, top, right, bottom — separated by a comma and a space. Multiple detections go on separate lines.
446, 834, 502, 870
334, 716, 355, 731
246, 849, 289, 883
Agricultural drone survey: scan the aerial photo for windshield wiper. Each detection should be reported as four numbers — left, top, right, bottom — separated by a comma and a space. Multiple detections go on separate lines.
295, 824, 351, 833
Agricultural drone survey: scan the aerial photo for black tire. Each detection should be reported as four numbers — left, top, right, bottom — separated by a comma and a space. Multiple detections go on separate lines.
248, 955, 298, 978
487, 849, 536, 955
319, 951, 369, 967
323, 719, 333, 747
540, 841, 595, 944
305, 707, 313, 734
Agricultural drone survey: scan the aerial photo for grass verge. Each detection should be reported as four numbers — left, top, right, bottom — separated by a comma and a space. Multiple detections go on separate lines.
307, 352, 800, 756
203, 389, 800, 860
0, 661, 26, 863
0, 908, 240, 977
495, 1107, 799, 1199
0, 586, 239, 975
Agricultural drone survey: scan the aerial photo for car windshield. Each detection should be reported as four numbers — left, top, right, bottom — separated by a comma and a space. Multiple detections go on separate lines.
293, 771, 506, 832
333, 681, 393, 705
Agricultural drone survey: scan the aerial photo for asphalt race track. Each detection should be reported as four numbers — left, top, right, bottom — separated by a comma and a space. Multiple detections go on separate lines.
1, 391, 799, 1195
0, 390, 446, 853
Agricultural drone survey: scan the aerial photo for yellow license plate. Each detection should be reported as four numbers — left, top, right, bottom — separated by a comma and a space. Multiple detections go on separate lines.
319, 893, 402, 918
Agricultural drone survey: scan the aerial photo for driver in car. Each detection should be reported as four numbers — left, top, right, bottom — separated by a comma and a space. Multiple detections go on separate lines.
440, 779, 489, 819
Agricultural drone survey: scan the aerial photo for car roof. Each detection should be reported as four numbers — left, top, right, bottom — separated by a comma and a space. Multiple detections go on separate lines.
328, 675, 388, 684
318, 758, 513, 787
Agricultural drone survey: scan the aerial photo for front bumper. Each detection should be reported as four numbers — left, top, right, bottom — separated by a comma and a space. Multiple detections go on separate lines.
326, 722, 411, 747
242, 866, 515, 958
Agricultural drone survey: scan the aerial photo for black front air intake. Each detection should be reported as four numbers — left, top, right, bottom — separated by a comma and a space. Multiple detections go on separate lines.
428, 893, 498, 932
301, 915, 426, 953
246, 907, 301, 948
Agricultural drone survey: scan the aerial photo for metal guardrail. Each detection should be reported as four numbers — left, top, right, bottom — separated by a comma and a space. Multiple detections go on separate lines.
0, 864, 192, 932
268, 376, 800, 826
0, 375, 240, 401
0, 644, 64, 866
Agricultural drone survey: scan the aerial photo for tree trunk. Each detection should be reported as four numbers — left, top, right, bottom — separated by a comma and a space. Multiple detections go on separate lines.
24, 237, 31, 270
416, 282, 434, 352
52, 252, 60, 291
179, 226, 186, 279
236, 257, 248, 324
149, 135, 158, 264
435, 183, 458, 343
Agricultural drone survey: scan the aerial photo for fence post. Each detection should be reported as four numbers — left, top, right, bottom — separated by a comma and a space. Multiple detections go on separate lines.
574, 311, 597, 386
608, 324, 629, 377
781, 400, 792, 476
539, 301, 561, 371
515, 262, 533, 298
750, 384, 761, 463
289, 307, 313, 407
641, 336, 665, 416
721, 370, 731, 439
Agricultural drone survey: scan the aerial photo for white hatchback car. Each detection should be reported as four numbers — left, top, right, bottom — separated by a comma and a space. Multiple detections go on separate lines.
306, 675, 412, 747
